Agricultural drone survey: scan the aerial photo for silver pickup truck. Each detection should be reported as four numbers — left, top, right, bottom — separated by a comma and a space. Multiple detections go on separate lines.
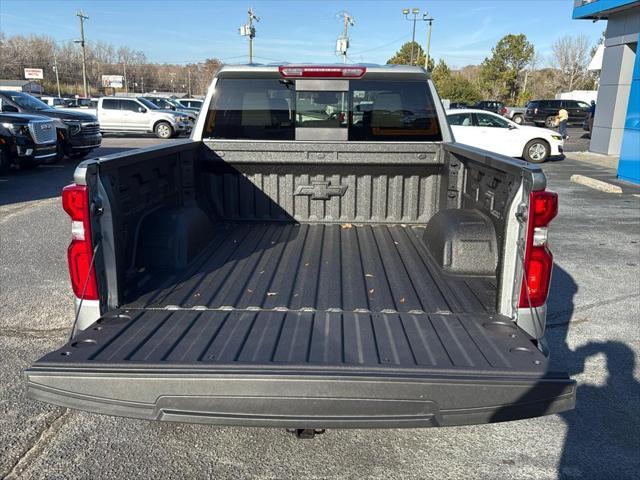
26, 64, 574, 438
94, 96, 193, 138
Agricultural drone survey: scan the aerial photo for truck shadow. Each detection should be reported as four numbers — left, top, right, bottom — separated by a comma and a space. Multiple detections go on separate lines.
491, 265, 640, 478
0, 147, 131, 207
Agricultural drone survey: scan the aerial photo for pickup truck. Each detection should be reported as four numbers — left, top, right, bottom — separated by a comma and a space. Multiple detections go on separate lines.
26, 64, 575, 437
94, 96, 193, 138
501, 106, 526, 125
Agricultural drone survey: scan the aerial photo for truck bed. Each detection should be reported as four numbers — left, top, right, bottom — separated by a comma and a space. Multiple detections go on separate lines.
27, 223, 574, 428
124, 223, 497, 314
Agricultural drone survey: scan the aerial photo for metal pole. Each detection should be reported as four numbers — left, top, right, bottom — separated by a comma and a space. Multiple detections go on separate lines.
76, 11, 89, 98
53, 53, 61, 97
426, 19, 433, 69
410, 13, 417, 65
343, 14, 349, 64
187, 68, 192, 97
248, 8, 254, 64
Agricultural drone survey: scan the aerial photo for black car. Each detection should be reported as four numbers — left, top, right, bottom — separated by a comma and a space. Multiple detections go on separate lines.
449, 102, 469, 109
0, 112, 57, 172
525, 99, 591, 128
0, 91, 101, 160
474, 100, 504, 113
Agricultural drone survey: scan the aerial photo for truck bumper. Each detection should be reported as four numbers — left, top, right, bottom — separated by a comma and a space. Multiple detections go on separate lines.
67, 133, 102, 153
26, 369, 576, 428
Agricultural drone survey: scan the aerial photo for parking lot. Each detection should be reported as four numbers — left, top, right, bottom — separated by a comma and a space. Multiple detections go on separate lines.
1, 131, 638, 479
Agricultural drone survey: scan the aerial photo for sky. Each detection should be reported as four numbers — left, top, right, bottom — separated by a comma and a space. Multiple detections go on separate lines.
0, 0, 605, 68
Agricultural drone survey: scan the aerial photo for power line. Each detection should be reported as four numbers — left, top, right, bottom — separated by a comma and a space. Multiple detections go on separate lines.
349, 33, 411, 56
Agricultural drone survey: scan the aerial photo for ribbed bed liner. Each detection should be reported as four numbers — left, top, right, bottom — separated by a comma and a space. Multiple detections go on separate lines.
37, 309, 549, 376
125, 223, 497, 315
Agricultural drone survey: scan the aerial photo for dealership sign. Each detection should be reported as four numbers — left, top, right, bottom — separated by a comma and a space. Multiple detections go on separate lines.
101, 75, 124, 88
24, 68, 44, 79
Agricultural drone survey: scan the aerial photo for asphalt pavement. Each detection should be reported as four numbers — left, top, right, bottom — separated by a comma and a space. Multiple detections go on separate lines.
1, 134, 638, 479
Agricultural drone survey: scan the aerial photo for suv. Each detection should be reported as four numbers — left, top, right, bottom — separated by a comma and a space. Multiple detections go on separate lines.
0, 91, 101, 160
474, 100, 504, 113
525, 100, 591, 128
174, 98, 203, 111
143, 96, 198, 121
95, 97, 192, 138
0, 112, 57, 171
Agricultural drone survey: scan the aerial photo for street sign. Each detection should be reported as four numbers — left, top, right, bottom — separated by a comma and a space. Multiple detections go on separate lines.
101, 75, 124, 88
24, 68, 44, 79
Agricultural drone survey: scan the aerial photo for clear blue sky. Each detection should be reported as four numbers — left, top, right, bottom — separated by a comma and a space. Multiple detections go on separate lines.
0, 0, 604, 68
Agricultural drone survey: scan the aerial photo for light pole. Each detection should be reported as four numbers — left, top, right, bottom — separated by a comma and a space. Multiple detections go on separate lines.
424, 14, 434, 70
402, 8, 420, 65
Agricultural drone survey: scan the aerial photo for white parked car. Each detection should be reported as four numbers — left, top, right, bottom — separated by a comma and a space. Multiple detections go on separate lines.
446, 109, 564, 163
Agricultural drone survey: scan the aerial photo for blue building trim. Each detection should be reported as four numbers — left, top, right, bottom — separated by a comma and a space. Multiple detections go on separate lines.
573, 0, 640, 19
618, 48, 640, 184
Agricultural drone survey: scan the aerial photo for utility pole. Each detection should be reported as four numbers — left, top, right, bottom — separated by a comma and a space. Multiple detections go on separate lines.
187, 68, 192, 97
335, 11, 355, 64
75, 11, 89, 98
123, 62, 128, 94
53, 53, 61, 98
239, 8, 259, 63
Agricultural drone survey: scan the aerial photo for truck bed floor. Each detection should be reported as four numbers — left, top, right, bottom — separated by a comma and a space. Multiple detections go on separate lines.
125, 223, 496, 315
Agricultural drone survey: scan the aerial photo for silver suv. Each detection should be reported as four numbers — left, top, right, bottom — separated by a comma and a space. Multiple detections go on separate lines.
96, 97, 192, 138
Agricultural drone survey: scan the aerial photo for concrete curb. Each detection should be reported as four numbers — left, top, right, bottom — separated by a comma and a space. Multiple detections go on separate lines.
570, 174, 623, 194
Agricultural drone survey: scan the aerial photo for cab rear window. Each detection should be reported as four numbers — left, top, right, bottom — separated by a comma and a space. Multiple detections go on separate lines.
203, 78, 442, 141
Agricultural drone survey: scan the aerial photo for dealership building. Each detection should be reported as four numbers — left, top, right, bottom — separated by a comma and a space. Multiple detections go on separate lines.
573, 0, 640, 184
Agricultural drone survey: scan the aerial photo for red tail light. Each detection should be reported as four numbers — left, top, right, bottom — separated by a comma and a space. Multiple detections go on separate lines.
62, 184, 98, 300
278, 65, 366, 78
519, 190, 558, 308
501, 107, 508, 115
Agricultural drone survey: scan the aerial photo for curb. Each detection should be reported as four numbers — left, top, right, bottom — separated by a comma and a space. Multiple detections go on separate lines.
570, 174, 623, 194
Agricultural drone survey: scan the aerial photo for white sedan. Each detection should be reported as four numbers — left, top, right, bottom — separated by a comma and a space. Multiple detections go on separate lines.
446, 109, 564, 163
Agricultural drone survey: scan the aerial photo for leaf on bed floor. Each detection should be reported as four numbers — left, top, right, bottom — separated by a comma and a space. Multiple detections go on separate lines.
399, 297, 406, 303
365, 273, 374, 277
368, 288, 375, 294
341, 223, 353, 229
267, 292, 278, 296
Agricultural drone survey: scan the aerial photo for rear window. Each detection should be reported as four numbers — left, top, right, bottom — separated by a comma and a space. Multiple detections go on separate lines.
203, 78, 441, 141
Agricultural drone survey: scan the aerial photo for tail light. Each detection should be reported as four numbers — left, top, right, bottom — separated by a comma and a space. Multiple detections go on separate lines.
278, 65, 366, 78
62, 184, 98, 300
519, 190, 558, 308
501, 106, 508, 115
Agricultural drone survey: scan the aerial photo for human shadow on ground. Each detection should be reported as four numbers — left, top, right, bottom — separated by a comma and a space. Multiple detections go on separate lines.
491, 265, 640, 478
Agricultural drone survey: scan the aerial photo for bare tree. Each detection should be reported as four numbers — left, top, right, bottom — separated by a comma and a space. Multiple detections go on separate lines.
551, 35, 590, 92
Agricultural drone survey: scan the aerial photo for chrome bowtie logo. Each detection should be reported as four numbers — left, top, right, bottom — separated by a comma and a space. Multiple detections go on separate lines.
40, 124, 52, 131
294, 181, 347, 200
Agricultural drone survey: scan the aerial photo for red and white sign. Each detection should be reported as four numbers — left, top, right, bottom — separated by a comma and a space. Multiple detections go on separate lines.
24, 68, 44, 80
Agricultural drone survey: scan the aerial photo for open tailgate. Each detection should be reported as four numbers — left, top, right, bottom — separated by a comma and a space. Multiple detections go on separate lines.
26, 309, 575, 428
